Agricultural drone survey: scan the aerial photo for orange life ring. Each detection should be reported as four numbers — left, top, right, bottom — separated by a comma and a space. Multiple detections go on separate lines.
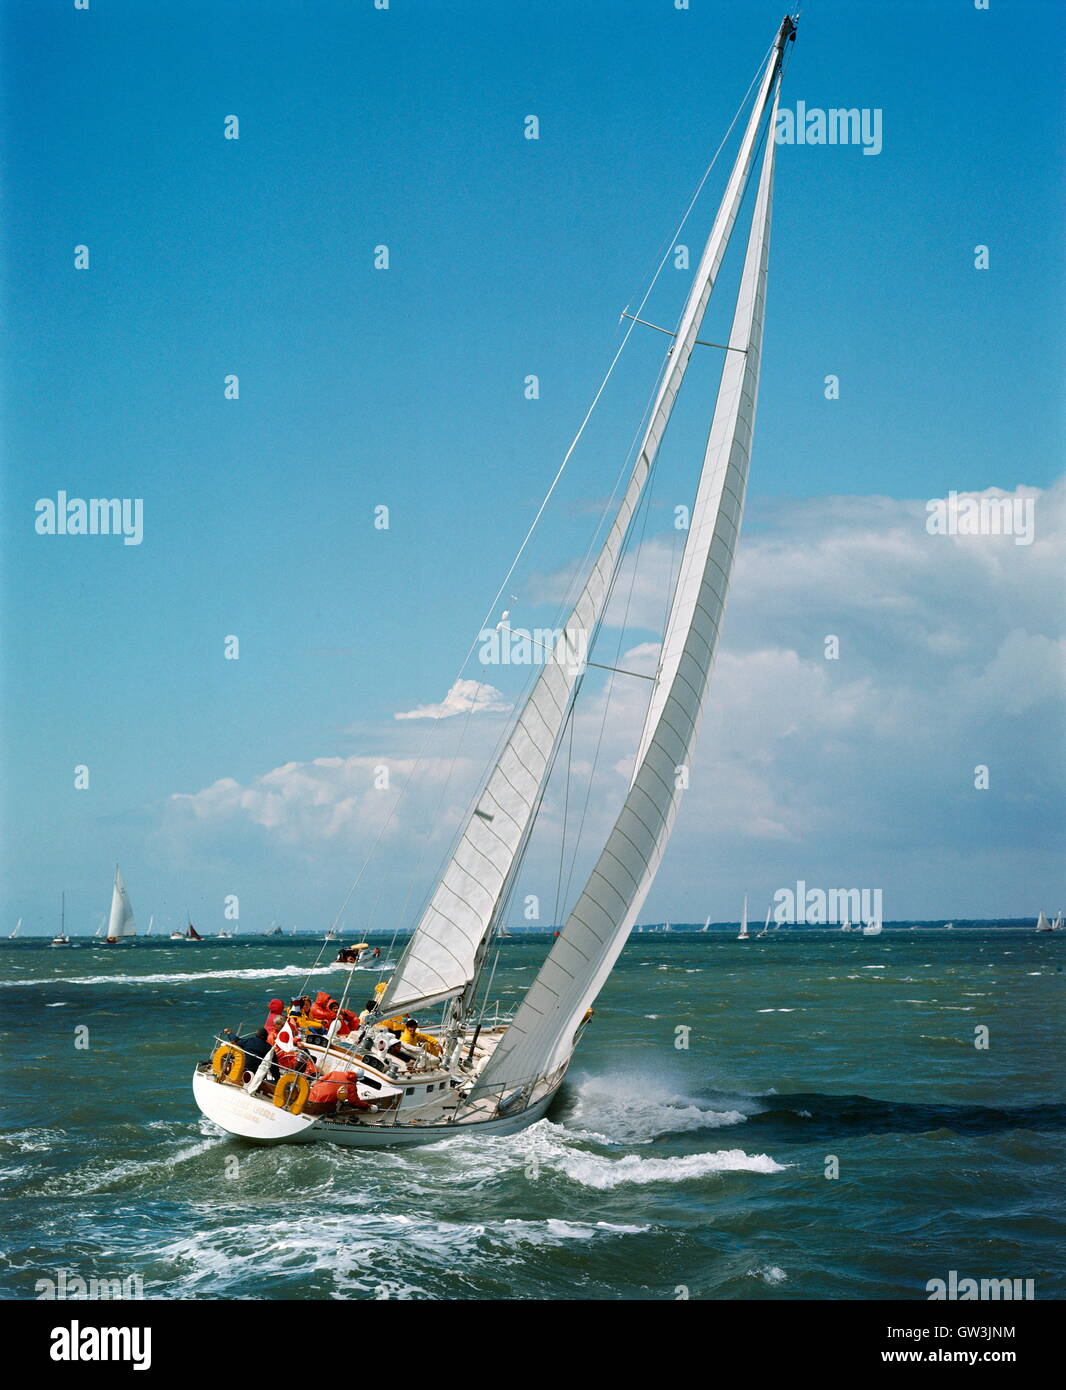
274, 1073, 310, 1115
211, 1044, 245, 1083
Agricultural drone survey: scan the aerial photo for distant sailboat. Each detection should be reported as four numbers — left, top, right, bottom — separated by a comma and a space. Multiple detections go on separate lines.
756, 905, 772, 938
1036, 911, 1054, 932
8, 917, 20, 940
104, 865, 136, 944
146, 914, 155, 937
701, 915, 711, 933
51, 893, 71, 947
862, 920, 883, 937
171, 920, 203, 942
267, 920, 284, 937
1053, 912, 1064, 932
738, 896, 750, 941
840, 919, 852, 932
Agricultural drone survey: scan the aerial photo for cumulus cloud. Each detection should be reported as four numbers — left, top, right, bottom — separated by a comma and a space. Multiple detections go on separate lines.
164, 481, 1065, 920
394, 678, 511, 722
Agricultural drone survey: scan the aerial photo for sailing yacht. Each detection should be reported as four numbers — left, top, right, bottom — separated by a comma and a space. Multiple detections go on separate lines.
104, 865, 136, 944
862, 920, 883, 937
1036, 911, 1055, 932
756, 905, 772, 938
8, 918, 20, 940
171, 922, 203, 942
737, 896, 751, 941
700, 916, 711, 933
194, 15, 801, 1146
51, 893, 71, 947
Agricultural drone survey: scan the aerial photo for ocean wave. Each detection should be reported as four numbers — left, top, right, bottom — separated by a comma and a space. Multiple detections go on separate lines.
0, 1127, 65, 1154
554, 1147, 786, 1190
18, 1134, 228, 1200
0, 963, 337, 989
410, 1117, 784, 1192
142, 1207, 648, 1299
568, 1075, 749, 1143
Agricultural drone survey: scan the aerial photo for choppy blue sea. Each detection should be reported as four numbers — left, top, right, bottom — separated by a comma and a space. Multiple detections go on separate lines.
2, 929, 1063, 1300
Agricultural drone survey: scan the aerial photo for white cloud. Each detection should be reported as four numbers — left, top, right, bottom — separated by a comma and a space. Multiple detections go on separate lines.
164, 481, 1065, 920
394, 678, 511, 722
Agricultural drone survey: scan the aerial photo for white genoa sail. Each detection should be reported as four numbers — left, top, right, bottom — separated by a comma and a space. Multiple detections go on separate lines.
106, 865, 136, 940
378, 40, 787, 1019
470, 59, 785, 1102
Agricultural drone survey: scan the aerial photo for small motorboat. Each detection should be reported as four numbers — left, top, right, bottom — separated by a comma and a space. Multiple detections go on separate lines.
333, 942, 370, 969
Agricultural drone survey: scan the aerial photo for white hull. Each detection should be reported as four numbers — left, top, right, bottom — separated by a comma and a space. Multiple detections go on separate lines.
192, 1065, 564, 1148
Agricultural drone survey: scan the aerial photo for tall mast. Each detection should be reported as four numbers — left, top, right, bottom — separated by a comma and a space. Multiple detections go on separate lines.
379, 18, 791, 1019
471, 16, 794, 1102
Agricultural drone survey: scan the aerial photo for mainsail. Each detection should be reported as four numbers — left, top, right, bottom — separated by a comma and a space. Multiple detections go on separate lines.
106, 864, 136, 941
471, 44, 786, 1100
379, 27, 787, 1018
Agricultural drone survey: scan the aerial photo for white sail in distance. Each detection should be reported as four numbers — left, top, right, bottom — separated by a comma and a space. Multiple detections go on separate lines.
379, 43, 786, 1017
472, 52, 786, 1100
106, 865, 136, 941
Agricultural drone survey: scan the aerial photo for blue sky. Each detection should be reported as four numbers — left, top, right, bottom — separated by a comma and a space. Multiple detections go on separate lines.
2, 0, 1063, 934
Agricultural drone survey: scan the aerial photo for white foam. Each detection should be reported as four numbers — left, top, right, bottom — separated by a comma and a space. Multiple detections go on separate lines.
569, 1075, 750, 1144
1, 963, 336, 989
145, 1205, 646, 1299
555, 1147, 786, 1189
